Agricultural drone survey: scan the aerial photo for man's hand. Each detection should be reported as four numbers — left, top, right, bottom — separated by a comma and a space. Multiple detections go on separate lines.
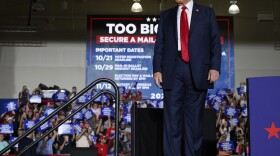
153, 72, 162, 89
208, 69, 219, 83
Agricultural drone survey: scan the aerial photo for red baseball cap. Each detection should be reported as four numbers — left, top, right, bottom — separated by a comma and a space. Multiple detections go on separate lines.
100, 135, 106, 140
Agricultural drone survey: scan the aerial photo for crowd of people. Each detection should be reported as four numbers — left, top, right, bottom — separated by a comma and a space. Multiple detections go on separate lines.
0, 83, 248, 156
212, 83, 249, 156
0, 85, 138, 156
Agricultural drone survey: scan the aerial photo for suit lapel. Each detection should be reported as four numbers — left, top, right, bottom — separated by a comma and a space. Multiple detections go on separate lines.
189, 3, 200, 37
171, 6, 178, 46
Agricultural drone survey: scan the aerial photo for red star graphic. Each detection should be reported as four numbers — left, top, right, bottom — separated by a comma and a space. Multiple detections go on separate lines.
264, 122, 280, 139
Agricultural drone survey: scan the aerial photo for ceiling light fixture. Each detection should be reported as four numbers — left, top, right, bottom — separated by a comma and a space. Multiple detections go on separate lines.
228, 1, 240, 15
131, 0, 143, 12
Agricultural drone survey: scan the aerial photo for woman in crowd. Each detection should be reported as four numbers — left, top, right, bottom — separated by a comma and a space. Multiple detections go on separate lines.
91, 102, 101, 119
0, 134, 10, 154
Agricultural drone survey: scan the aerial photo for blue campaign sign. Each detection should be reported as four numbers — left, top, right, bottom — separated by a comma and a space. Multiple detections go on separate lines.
150, 100, 158, 108
55, 91, 68, 102
248, 76, 280, 156
76, 94, 88, 104
123, 113, 131, 124
219, 141, 235, 151
237, 86, 246, 95
224, 106, 239, 117
5, 100, 18, 112
73, 111, 83, 120
88, 93, 102, 102
157, 100, 164, 108
58, 124, 74, 135
211, 100, 220, 112
0, 99, 16, 116
123, 103, 132, 114
36, 115, 50, 132
101, 107, 114, 116
242, 107, 247, 117
205, 94, 214, 106
42, 90, 58, 99
0, 124, 14, 134
10, 136, 18, 147
73, 122, 82, 134
29, 95, 42, 104
84, 109, 95, 120
10, 136, 17, 143
119, 104, 124, 110
207, 93, 217, 102
211, 95, 223, 112
216, 88, 229, 96
101, 94, 108, 103
212, 95, 224, 105
37, 115, 46, 122
24, 120, 36, 131
91, 135, 97, 143
228, 118, 240, 126
44, 107, 55, 116
37, 121, 50, 132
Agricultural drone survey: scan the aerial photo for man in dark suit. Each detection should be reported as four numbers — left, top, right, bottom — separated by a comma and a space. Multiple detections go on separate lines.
153, 0, 221, 155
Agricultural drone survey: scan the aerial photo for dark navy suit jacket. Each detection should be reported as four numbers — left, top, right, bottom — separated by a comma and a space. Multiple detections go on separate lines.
153, 3, 221, 90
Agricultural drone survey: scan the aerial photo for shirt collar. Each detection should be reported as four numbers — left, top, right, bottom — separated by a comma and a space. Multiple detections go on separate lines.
178, 0, 194, 12
187, 0, 194, 12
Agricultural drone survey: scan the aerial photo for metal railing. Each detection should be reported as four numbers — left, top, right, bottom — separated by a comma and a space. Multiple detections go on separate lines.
0, 78, 120, 156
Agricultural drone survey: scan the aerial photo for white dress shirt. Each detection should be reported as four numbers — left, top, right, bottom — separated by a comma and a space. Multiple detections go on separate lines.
177, 0, 193, 51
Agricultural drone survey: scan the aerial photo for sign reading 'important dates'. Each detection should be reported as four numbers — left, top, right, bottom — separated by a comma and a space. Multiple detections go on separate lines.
86, 15, 234, 99
87, 15, 162, 99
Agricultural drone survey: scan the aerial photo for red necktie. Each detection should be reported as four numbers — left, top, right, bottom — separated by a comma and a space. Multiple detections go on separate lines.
180, 6, 190, 62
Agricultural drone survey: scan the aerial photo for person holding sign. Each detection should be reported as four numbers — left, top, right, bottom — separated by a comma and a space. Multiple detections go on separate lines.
105, 117, 115, 145
217, 135, 229, 156
75, 126, 92, 147
96, 119, 107, 138
153, 0, 221, 155
59, 135, 74, 154
36, 130, 57, 154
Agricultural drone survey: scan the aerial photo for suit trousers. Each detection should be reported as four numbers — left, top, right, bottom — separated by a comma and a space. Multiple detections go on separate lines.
163, 58, 207, 156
